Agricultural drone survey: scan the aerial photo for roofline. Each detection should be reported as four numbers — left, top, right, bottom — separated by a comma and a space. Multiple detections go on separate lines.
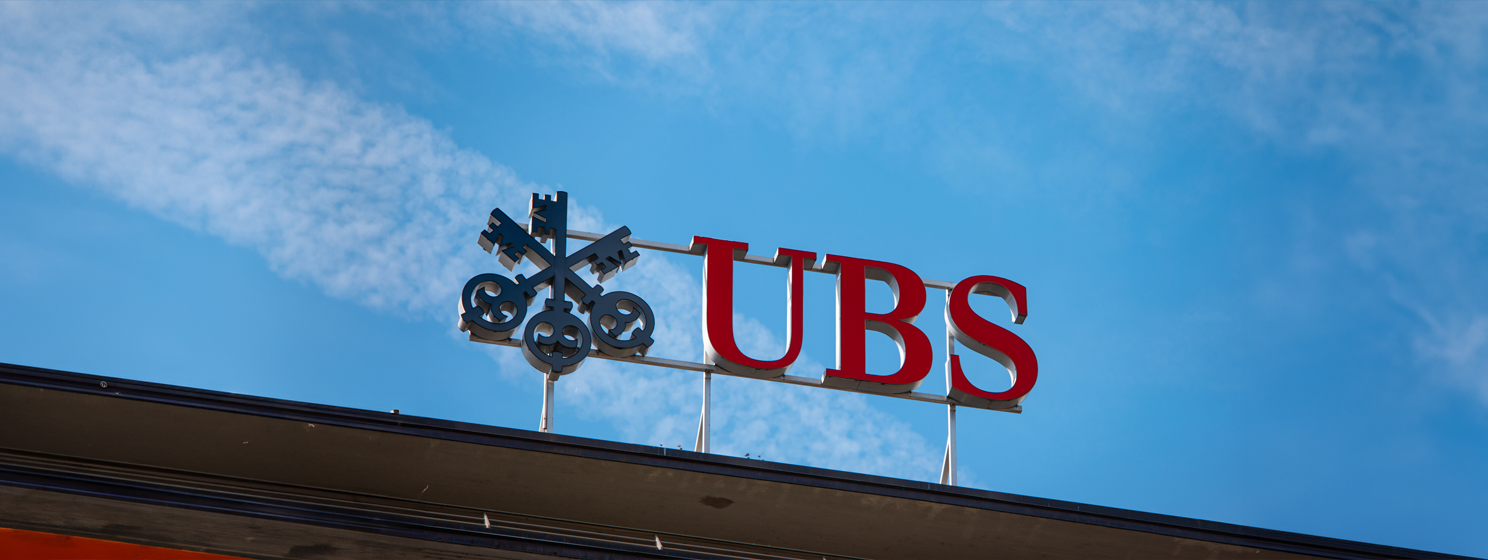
0, 361, 1471, 560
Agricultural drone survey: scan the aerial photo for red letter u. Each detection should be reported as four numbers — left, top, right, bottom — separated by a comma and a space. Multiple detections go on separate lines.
692, 236, 815, 379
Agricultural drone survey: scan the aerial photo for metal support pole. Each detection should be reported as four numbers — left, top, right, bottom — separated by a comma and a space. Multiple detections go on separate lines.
539, 374, 555, 433
940, 290, 957, 486
537, 209, 560, 435
940, 404, 957, 485
694, 371, 711, 452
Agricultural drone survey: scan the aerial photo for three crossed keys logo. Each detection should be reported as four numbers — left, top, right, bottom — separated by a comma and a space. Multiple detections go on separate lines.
459, 192, 655, 377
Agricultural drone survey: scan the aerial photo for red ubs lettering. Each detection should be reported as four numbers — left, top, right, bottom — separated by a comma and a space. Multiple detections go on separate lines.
693, 236, 1037, 409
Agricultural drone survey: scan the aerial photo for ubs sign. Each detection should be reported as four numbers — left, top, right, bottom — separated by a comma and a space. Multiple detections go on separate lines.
459, 191, 1037, 412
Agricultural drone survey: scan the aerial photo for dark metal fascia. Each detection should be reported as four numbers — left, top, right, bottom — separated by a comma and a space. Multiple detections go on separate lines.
0, 361, 1473, 560
0, 460, 730, 560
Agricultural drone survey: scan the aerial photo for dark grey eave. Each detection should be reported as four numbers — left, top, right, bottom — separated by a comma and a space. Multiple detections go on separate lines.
0, 361, 1469, 560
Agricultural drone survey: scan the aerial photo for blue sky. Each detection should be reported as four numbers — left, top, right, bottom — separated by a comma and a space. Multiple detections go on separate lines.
2, 2, 1486, 556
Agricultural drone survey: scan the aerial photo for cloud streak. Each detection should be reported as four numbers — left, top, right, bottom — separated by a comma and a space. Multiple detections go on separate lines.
1, 4, 533, 316
0, 2, 950, 482
477, 1, 1488, 406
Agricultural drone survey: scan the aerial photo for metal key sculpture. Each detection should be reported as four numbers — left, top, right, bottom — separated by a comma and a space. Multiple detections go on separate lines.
458, 192, 655, 377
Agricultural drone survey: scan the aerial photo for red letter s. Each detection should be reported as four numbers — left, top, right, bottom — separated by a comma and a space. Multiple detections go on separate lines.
946, 276, 1038, 409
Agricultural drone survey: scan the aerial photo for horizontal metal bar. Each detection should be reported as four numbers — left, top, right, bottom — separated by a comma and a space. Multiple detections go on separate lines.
562, 226, 698, 256
469, 335, 1020, 414
557, 225, 958, 290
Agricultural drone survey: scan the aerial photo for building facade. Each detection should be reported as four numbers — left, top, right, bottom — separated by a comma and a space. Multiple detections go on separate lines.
0, 362, 1468, 559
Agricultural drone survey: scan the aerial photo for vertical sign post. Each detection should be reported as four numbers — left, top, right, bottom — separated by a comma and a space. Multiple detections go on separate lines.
695, 371, 711, 453
540, 375, 555, 433
940, 290, 958, 485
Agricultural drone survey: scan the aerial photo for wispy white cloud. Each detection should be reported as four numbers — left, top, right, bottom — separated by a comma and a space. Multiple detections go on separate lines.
477, 1, 710, 63
968, 4, 1488, 402
1414, 314, 1488, 404
1014, 4, 1488, 403
0, 2, 949, 481
474, 1, 1488, 405
0, 4, 535, 316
